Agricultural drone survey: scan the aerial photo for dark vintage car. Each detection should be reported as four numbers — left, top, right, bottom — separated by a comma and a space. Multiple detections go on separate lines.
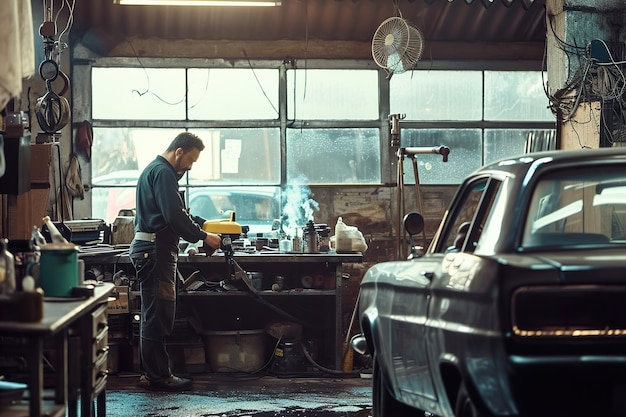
356, 147, 626, 417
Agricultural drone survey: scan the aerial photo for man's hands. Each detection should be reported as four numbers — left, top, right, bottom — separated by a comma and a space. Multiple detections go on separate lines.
204, 232, 221, 250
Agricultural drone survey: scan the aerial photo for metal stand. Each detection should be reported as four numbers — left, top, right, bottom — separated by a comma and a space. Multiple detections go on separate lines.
396, 146, 450, 258
221, 236, 257, 294
390, 113, 450, 259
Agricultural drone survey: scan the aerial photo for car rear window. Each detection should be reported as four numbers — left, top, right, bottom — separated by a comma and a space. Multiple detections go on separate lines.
522, 165, 626, 248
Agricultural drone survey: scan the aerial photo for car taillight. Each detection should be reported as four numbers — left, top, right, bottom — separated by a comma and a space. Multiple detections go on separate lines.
512, 285, 626, 337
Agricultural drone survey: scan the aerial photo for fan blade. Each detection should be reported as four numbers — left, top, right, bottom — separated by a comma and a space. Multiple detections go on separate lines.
371, 17, 410, 70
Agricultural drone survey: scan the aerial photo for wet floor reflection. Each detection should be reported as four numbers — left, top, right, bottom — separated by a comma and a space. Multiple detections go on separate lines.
106, 375, 373, 417
107, 391, 372, 417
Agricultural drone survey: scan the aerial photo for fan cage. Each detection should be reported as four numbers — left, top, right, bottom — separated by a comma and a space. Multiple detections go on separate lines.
371, 16, 425, 75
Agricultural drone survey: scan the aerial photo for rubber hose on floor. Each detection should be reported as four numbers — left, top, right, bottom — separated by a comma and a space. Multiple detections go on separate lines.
301, 341, 361, 378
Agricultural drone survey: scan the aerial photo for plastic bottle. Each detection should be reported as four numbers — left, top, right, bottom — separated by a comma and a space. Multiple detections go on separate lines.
0, 238, 16, 299
42, 216, 68, 244
334, 217, 350, 253
279, 236, 292, 253
31, 226, 47, 248
335, 217, 344, 234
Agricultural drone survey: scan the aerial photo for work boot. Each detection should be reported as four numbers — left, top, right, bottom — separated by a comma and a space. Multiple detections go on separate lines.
144, 375, 193, 392
138, 374, 150, 388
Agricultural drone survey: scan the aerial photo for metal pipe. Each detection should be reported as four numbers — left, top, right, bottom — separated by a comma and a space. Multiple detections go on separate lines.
403, 146, 450, 162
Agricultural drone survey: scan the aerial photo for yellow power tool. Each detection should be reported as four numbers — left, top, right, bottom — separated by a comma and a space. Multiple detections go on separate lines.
201, 211, 243, 237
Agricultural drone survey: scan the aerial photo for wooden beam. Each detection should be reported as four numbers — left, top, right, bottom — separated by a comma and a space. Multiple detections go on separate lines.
107, 37, 545, 61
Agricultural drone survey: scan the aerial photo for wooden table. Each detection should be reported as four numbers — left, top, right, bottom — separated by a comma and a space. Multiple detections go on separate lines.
0, 283, 113, 417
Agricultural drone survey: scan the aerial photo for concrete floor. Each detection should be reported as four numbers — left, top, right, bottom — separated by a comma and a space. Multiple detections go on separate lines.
105, 372, 373, 417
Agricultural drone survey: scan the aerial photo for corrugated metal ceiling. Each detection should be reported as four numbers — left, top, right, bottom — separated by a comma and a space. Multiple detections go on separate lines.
70, 0, 546, 50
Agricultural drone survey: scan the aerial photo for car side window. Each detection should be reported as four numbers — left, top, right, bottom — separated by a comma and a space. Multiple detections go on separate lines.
436, 177, 503, 254
438, 178, 490, 253
467, 180, 502, 252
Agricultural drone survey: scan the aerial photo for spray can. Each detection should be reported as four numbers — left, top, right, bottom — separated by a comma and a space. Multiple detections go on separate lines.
317, 225, 331, 252
292, 229, 302, 253
304, 220, 318, 253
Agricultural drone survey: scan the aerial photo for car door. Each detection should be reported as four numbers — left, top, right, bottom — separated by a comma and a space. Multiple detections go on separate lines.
389, 257, 442, 407
423, 176, 504, 411
387, 177, 499, 410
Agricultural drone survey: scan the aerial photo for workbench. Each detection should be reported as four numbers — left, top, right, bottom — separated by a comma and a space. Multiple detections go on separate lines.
0, 282, 113, 417
79, 250, 362, 371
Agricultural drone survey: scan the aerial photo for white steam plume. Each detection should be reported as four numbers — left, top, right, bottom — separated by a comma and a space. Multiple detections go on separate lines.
281, 178, 319, 237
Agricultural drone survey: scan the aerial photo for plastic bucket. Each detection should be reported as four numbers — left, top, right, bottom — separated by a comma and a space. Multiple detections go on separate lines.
202, 329, 267, 372
39, 244, 79, 297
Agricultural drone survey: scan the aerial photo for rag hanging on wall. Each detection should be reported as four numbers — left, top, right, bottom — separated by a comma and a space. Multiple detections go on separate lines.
75, 120, 93, 161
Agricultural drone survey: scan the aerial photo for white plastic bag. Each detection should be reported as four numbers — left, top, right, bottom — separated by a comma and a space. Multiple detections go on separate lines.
334, 217, 368, 253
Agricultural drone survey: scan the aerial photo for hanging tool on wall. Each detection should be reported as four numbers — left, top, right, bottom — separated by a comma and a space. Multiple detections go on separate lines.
35, 0, 71, 135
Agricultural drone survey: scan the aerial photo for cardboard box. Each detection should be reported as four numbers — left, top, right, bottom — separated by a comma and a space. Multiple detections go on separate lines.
107, 286, 129, 314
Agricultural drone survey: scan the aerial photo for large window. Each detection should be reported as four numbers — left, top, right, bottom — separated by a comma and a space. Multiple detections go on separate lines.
87, 61, 555, 231
391, 70, 555, 184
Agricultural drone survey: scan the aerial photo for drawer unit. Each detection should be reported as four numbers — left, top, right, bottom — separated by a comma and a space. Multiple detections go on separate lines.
92, 324, 109, 363
92, 353, 109, 391
91, 303, 108, 339
77, 300, 110, 416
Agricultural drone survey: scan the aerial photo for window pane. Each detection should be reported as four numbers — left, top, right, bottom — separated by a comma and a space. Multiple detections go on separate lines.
390, 71, 482, 121
90, 127, 280, 223
188, 68, 279, 120
188, 128, 280, 185
484, 129, 556, 164
286, 128, 380, 184
188, 186, 281, 235
92, 127, 279, 183
484, 71, 554, 121
400, 129, 482, 184
523, 166, 626, 247
92, 68, 186, 120
91, 174, 138, 224
287, 70, 379, 120
91, 128, 179, 222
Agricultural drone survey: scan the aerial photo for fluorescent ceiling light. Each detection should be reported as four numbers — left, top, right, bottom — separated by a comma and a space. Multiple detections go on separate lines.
114, 0, 281, 5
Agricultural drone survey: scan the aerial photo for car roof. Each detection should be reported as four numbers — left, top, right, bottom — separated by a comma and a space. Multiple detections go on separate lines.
475, 148, 626, 179
442, 148, 626, 255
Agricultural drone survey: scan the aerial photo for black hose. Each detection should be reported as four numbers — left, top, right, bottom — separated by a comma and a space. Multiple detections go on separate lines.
301, 341, 360, 378
246, 291, 310, 326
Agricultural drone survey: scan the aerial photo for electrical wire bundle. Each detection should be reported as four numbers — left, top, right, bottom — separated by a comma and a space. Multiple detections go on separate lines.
543, 14, 626, 146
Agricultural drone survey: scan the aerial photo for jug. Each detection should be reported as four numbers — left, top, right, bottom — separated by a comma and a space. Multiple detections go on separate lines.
0, 238, 16, 298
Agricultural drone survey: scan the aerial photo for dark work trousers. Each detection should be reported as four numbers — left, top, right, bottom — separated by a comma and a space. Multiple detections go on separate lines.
129, 234, 179, 382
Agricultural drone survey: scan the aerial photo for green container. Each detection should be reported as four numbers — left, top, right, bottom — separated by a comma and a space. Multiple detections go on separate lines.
39, 245, 78, 297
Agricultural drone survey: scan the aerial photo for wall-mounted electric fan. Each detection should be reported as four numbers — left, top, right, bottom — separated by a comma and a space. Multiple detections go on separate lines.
372, 16, 425, 78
